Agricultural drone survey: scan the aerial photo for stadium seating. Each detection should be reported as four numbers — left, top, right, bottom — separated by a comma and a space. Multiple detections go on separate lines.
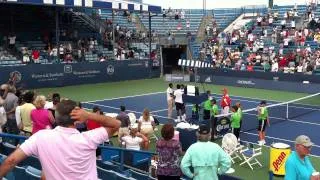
213, 8, 242, 30
25, 166, 42, 180
140, 9, 205, 36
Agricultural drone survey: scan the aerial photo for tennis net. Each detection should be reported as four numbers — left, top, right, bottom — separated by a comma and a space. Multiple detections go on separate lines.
215, 92, 320, 132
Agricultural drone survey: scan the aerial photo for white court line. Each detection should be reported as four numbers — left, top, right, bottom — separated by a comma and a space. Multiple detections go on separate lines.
150, 96, 320, 126
211, 95, 320, 111
85, 91, 319, 110
85, 91, 164, 103
211, 93, 320, 108
151, 104, 193, 113
242, 131, 320, 149
243, 112, 320, 126
85, 102, 173, 120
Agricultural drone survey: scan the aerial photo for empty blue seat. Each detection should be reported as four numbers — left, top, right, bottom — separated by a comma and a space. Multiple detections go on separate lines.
96, 160, 121, 173
25, 166, 41, 180
128, 169, 149, 180
12, 166, 26, 180
97, 166, 117, 180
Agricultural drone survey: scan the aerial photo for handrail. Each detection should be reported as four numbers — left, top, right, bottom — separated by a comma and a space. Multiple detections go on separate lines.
0, 133, 28, 140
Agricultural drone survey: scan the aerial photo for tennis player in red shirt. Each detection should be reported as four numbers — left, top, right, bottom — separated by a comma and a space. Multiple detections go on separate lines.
220, 88, 231, 115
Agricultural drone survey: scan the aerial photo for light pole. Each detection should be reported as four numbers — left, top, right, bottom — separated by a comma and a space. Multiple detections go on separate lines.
203, 0, 207, 15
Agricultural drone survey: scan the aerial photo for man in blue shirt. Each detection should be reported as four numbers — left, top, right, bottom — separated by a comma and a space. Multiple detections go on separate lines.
285, 135, 320, 180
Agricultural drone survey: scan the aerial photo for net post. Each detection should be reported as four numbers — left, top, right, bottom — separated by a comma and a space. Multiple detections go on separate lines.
286, 103, 289, 119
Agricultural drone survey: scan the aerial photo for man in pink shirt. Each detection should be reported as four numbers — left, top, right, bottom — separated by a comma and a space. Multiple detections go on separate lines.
0, 99, 121, 180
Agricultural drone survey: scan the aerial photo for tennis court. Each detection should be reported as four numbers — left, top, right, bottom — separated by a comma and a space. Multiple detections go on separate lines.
82, 91, 320, 157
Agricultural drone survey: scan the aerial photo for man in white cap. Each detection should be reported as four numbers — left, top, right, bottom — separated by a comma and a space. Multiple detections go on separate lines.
285, 135, 320, 180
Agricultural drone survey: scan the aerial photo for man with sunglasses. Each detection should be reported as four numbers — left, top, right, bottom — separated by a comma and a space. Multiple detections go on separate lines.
285, 135, 320, 180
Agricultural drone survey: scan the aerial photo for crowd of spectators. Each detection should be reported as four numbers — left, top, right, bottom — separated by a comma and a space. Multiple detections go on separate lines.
198, 4, 320, 75
0, 9, 158, 64
0, 81, 233, 179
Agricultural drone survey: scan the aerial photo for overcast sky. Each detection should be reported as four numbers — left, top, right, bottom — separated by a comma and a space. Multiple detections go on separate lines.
143, 0, 309, 9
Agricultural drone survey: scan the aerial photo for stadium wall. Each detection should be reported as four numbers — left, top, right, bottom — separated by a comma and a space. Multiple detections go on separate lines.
195, 69, 320, 94
0, 60, 160, 89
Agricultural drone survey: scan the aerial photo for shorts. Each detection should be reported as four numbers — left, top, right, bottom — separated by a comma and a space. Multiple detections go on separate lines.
175, 102, 183, 111
232, 127, 240, 139
258, 120, 267, 132
221, 106, 230, 115
203, 109, 211, 120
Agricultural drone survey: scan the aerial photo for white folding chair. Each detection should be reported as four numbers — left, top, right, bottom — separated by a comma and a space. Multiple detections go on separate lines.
240, 144, 263, 170
227, 143, 245, 163
221, 133, 244, 164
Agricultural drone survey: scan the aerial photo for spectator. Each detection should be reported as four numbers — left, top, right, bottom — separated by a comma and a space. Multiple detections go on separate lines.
1, 84, 19, 134
31, 95, 55, 134
285, 135, 320, 180
45, 93, 60, 119
19, 91, 35, 135
0, 99, 120, 179
180, 124, 231, 180
121, 127, 148, 150
15, 95, 24, 131
0, 96, 6, 133
138, 108, 155, 148
166, 83, 174, 119
32, 50, 40, 63
50, 46, 58, 63
246, 63, 253, 72
59, 44, 64, 61
156, 124, 183, 180
86, 106, 103, 130
8, 33, 16, 51
116, 105, 130, 143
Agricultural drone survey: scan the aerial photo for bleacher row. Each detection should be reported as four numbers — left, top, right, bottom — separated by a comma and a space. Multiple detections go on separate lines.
0, 133, 156, 180
0, 132, 241, 180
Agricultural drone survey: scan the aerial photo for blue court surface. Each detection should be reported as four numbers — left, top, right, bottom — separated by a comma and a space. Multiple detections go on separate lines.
82, 92, 320, 157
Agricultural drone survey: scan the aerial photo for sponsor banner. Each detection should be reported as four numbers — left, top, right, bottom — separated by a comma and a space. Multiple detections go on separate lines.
0, 60, 154, 88
195, 75, 320, 94
165, 74, 190, 82
198, 69, 320, 83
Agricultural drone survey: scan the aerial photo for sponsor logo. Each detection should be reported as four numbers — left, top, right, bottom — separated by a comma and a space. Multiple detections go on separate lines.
216, 117, 230, 135
64, 65, 72, 73
145, 61, 149, 68
107, 65, 115, 75
273, 77, 279, 81
237, 80, 255, 85
205, 76, 212, 83
9, 71, 22, 83
273, 152, 287, 172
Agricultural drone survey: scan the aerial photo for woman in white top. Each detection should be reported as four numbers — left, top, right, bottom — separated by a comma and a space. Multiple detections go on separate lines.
121, 128, 148, 150
138, 108, 155, 145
